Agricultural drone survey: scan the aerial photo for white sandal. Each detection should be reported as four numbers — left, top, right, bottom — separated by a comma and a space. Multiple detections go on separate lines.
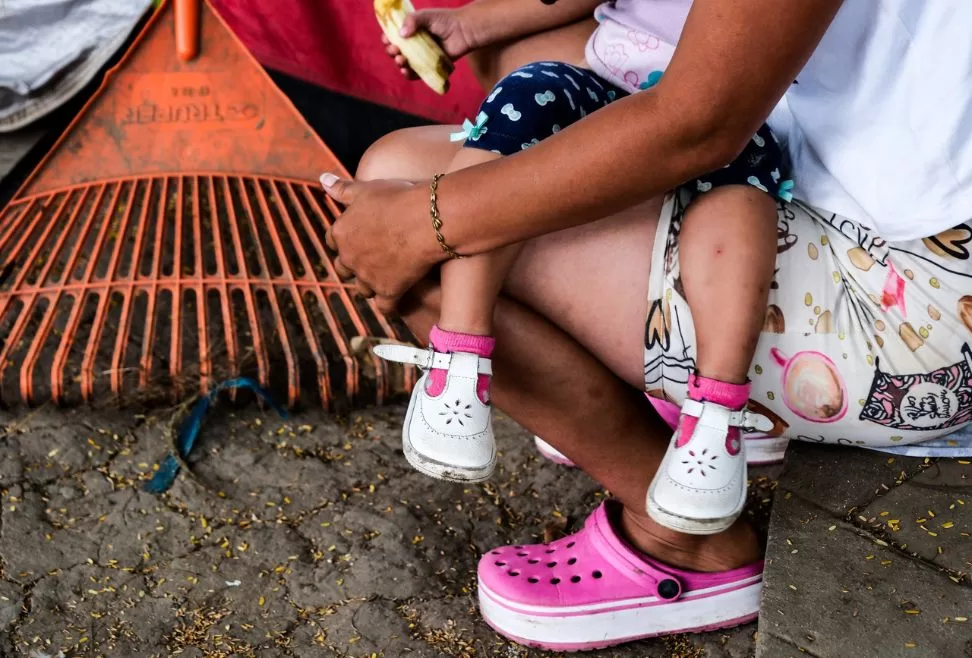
646, 399, 772, 535
374, 344, 495, 483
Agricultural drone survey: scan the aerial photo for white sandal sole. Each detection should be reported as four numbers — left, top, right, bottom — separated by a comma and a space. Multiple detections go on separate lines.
645, 481, 747, 535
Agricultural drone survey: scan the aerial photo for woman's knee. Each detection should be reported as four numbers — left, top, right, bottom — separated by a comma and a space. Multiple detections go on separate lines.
356, 126, 459, 182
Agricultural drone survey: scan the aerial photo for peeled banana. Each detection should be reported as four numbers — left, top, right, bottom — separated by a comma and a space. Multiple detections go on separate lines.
374, 0, 452, 94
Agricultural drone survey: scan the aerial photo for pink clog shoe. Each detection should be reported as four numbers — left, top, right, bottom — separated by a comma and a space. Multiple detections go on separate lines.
478, 501, 762, 651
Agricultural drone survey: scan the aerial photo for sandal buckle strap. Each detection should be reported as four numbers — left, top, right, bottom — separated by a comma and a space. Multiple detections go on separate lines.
680, 399, 774, 432
372, 343, 493, 375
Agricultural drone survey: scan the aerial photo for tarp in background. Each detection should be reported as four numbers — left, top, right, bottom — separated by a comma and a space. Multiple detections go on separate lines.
209, 0, 482, 124
0, 0, 153, 132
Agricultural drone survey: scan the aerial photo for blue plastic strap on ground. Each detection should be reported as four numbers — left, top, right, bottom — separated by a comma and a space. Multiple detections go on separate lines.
144, 378, 287, 494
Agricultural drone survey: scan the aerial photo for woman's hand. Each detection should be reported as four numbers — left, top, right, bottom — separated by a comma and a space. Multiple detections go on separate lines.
321, 174, 441, 311
383, 7, 476, 81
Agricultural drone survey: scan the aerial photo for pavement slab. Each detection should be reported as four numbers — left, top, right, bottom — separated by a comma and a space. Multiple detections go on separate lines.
759, 442, 972, 658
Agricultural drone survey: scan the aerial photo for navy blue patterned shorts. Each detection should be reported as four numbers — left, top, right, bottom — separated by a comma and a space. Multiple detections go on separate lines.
457, 61, 791, 201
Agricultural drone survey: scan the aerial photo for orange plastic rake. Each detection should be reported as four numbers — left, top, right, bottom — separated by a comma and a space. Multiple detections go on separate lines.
0, 0, 415, 409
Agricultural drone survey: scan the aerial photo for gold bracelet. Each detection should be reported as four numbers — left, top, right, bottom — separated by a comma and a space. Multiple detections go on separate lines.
430, 174, 464, 260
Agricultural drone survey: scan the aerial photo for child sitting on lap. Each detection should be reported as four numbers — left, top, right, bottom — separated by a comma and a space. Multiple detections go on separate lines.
373, 0, 789, 536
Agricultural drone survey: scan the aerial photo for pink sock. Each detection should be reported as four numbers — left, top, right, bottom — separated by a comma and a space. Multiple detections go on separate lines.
426, 325, 495, 404
676, 373, 751, 455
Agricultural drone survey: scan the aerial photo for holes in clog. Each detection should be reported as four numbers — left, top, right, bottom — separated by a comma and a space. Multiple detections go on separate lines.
657, 578, 681, 599
517, 552, 528, 557
528, 559, 540, 564
570, 576, 582, 584
545, 548, 556, 554
566, 542, 576, 548
491, 551, 502, 556
494, 561, 506, 566
513, 545, 523, 549
550, 577, 561, 585
546, 561, 557, 568
567, 558, 577, 566
528, 577, 539, 584
508, 570, 520, 577
592, 570, 603, 579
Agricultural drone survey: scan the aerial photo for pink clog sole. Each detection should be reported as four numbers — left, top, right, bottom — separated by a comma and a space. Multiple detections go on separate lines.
477, 501, 763, 651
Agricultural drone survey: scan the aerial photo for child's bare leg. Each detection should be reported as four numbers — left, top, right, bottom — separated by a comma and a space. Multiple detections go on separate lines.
373, 61, 626, 483
439, 244, 522, 334
356, 16, 596, 181
356, 125, 460, 182
357, 138, 520, 338
679, 186, 778, 384
645, 184, 778, 534
438, 148, 520, 336
422, 148, 521, 411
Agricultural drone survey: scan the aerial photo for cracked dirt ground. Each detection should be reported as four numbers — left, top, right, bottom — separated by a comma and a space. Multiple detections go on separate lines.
0, 405, 770, 657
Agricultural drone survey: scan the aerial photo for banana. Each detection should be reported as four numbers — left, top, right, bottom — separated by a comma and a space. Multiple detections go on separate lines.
374, 0, 452, 94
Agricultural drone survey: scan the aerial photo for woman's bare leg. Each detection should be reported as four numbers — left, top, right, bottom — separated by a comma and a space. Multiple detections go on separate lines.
398, 205, 762, 572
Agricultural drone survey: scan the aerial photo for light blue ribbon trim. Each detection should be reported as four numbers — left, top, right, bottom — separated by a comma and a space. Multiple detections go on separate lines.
450, 111, 489, 142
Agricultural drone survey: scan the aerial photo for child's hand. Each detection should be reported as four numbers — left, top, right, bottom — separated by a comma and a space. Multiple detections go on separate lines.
383, 8, 474, 80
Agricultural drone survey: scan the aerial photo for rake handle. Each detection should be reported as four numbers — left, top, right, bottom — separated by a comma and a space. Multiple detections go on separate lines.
175, 0, 200, 61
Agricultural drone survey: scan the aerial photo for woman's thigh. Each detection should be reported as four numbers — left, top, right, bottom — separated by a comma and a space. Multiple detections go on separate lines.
504, 198, 662, 390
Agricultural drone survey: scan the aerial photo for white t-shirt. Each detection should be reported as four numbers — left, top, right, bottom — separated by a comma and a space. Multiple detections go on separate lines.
776, 0, 972, 241
587, 0, 971, 242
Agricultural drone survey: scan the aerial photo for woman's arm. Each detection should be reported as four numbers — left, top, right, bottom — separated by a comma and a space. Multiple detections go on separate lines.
460, 0, 603, 49
325, 0, 844, 300
438, 0, 844, 253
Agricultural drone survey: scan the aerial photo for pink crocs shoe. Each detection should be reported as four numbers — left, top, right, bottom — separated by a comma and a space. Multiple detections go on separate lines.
477, 501, 762, 651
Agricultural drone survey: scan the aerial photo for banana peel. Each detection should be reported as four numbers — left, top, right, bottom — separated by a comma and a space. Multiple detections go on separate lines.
375, 0, 452, 94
